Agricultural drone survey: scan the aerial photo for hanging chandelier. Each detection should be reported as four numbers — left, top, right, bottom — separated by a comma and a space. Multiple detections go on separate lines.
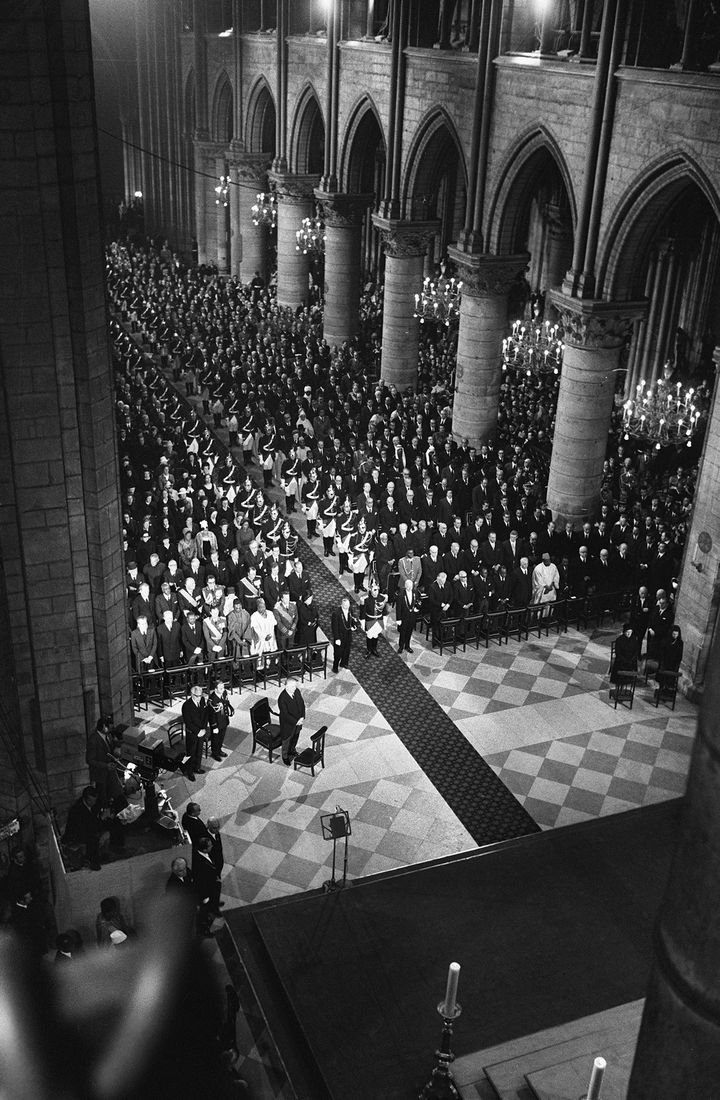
502, 319, 564, 376
413, 276, 463, 326
296, 214, 326, 255
214, 175, 229, 207
622, 378, 707, 450
251, 192, 277, 228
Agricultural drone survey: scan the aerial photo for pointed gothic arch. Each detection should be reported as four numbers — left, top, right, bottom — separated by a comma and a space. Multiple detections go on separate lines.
210, 70, 233, 144
598, 153, 720, 301
486, 125, 577, 256
245, 76, 276, 155
401, 106, 468, 256
338, 94, 387, 199
288, 83, 325, 175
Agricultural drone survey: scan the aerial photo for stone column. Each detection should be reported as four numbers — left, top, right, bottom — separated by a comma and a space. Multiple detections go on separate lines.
216, 155, 229, 273
229, 153, 270, 282
627, 614, 720, 1096
0, 0, 130, 820
270, 172, 319, 309
194, 139, 226, 265
546, 293, 645, 523
673, 352, 720, 700
315, 191, 373, 350
374, 217, 440, 391
447, 249, 530, 447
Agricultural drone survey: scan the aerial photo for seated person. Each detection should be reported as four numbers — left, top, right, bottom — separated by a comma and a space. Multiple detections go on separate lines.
610, 622, 639, 687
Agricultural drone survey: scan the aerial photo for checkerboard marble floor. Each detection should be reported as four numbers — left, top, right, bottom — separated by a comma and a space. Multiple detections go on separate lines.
400, 621, 696, 829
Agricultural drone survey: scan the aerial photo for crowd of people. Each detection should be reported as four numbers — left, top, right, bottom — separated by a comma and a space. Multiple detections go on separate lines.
106, 237, 697, 690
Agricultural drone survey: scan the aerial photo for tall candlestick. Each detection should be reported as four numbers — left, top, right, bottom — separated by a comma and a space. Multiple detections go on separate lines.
443, 962, 460, 1016
586, 1056, 606, 1100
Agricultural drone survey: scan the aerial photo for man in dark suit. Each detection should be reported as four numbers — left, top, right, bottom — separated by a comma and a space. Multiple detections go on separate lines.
428, 571, 453, 638
158, 610, 182, 667
397, 580, 420, 654
181, 684, 207, 781
331, 596, 355, 672
85, 718, 122, 806
207, 817, 225, 887
181, 610, 205, 665
130, 615, 157, 671
480, 531, 503, 571
193, 836, 221, 932
569, 545, 595, 598
630, 585, 651, 650
452, 570, 475, 622
181, 802, 211, 848
501, 529, 526, 572
278, 677, 306, 765
509, 557, 533, 608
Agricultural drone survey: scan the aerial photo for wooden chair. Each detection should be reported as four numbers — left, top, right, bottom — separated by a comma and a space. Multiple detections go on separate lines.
250, 697, 283, 762
525, 602, 550, 639
611, 672, 637, 710
282, 645, 307, 681
563, 596, 586, 631
164, 665, 188, 703
654, 669, 679, 710
431, 617, 461, 655
235, 654, 260, 694
504, 606, 528, 643
462, 612, 484, 650
481, 609, 506, 647
293, 725, 328, 777
304, 641, 329, 681
162, 718, 186, 772
258, 649, 283, 689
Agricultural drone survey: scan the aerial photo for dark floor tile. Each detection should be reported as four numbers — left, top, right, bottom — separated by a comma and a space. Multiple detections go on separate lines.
538, 758, 579, 786
563, 786, 605, 815
581, 749, 621, 775
606, 776, 647, 804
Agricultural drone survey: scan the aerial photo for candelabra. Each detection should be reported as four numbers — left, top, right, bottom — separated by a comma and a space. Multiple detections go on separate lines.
214, 175, 229, 207
414, 276, 462, 327
296, 214, 326, 254
251, 191, 277, 228
622, 378, 708, 449
502, 318, 564, 377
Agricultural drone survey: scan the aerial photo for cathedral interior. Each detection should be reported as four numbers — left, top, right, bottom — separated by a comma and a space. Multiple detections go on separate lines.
1, 0, 720, 1097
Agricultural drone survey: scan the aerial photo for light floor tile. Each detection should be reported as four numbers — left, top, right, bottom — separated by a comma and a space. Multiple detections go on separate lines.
572, 768, 614, 795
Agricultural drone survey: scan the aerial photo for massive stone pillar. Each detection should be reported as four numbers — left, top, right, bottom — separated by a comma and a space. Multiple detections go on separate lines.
0, 0, 131, 823
546, 293, 645, 523
447, 249, 529, 446
627, 618, 720, 1097
316, 192, 373, 350
229, 154, 270, 283
674, 350, 720, 700
270, 172, 318, 309
194, 139, 226, 265
374, 218, 439, 391
216, 154, 230, 274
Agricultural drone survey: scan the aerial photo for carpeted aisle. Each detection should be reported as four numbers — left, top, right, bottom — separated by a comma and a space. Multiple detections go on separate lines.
293, 535, 540, 846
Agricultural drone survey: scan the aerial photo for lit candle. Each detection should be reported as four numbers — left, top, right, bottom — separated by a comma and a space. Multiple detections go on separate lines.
443, 962, 461, 1016
586, 1056, 606, 1100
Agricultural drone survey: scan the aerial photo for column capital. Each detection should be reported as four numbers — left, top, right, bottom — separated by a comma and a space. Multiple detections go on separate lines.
268, 171, 320, 204
314, 191, 374, 228
372, 217, 440, 258
447, 248, 529, 298
548, 292, 647, 349
229, 152, 272, 185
